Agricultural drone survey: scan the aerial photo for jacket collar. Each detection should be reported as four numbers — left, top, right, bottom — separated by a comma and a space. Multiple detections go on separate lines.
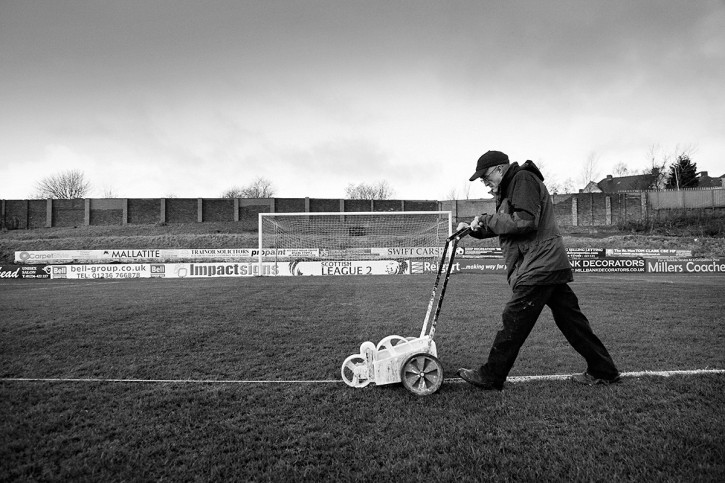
496, 162, 519, 199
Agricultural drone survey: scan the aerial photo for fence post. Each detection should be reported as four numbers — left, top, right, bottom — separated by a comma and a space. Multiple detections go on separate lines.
605, 196, 611, 225
46, 199, 53, 228
85, 199, 91, 226
122, 199, 128, 225
234, 198, 239, 222
197, 198, 203, 222
305, 197, 310, 212
160, 199, 166, 224
641, 192, 647, 221
571, 196, 578, 226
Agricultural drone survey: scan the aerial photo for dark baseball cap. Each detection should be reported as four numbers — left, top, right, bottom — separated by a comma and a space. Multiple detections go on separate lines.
469, 150, 510, 181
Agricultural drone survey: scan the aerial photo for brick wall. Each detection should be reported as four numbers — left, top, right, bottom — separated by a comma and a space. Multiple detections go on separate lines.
3, 200, 29, 229
275, 198, 306, 213
309, 198, 340, 212
89, 199, 124, 226
3, 192, 722, 231
165, 199, 197, 224
27, 200, 47, 228
128, 199, 160, 224
202, 199, 235, 223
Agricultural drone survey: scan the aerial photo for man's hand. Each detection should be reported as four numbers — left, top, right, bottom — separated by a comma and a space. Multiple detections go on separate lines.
458, 215, 487, 233
470, 215, 486, 231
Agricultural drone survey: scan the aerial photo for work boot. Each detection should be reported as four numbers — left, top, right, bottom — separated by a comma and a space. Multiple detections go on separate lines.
570, 371, 622, 385
457, 368, 503, 390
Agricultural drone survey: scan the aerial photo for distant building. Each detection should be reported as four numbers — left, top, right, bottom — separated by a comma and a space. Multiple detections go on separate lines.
580, 181, 602, 193
580, 172, 659, 193
580, 169, 725, 193
696, 171, 725, 188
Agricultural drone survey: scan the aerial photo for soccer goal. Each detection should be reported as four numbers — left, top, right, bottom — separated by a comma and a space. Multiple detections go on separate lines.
258, 211, 452, 276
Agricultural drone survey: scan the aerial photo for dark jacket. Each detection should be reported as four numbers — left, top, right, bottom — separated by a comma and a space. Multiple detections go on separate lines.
470, 161, 573, 287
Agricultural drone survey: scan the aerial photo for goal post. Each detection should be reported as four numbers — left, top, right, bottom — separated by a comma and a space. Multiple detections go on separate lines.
257, 211, 452, 276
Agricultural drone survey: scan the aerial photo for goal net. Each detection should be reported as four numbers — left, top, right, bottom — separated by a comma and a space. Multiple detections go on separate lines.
258, 211, 452, 276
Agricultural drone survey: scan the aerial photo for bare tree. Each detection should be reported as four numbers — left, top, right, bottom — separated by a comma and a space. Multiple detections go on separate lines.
461, 182, 471, 200
221, 187, 244, 198
642, 143, 697, 189
443, 187, 458, 201
33, 169, 91, 199
613, 162, 629, 176
546, 177, 576, 195
443, 182, 472, 201
222, 177, 275, 198
102, 185, 119, 198
579, 152, 601, 187
345, 180, 395, 200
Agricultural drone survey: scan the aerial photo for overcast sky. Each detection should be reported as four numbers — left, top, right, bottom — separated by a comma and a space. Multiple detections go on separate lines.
1, 0, 723, 201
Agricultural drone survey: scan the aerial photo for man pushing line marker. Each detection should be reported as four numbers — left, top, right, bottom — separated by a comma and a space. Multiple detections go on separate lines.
457, 150, 621, 390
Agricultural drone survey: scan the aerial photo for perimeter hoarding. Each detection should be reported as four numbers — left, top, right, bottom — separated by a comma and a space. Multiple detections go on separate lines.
645, 259, 725, 274
45, 261, 410, 279
48, 263, 280, 279
12, 246, 697, 265
6, 258, 724, 281
0, 265, 52, 279
410, 258, 507, 275
570, 258, 647, 273
15, 249, 259, 264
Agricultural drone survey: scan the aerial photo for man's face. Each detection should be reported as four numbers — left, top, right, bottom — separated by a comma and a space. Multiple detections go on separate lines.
479, 165, 504, 192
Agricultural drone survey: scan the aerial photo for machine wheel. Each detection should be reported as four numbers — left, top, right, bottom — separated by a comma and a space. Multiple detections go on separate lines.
400, 353, 443, 396
341, 354, 372, 388
376, 335, 409, 352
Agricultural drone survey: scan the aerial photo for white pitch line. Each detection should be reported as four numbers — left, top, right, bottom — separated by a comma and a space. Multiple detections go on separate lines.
1, 369, 723, 385
502, 369, 725, 383
0, 378, 341, 384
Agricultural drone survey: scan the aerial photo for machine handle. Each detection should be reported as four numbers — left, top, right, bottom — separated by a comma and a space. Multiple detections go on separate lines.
448, 226, 471, 241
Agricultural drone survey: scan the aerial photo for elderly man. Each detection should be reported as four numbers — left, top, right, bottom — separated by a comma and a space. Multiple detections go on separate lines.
457, 150, 620, 390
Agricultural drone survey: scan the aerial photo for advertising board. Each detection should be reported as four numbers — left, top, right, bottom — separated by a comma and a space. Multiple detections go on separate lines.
645, 258, 725, 273
455, 247, 503, 258
0, 265, 52, 279
410, 258, 507, 275
50, 264, 151, 279
370, 247, 445, 258
606, 248, 692, 258
286, 260, 409, 276
566, 248, 606, 259
570, 258, 646, 273
15, 249, 258, 264
15, 248, 325, 264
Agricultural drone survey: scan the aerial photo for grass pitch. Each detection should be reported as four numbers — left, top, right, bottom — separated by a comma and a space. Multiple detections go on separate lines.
1, 274, 724, 481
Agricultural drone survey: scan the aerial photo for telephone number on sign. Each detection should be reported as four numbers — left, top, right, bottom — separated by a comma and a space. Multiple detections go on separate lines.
73, 272, 142, 279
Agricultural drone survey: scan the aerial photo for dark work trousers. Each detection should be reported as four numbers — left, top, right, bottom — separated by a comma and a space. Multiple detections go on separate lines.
480, 283, 619, 384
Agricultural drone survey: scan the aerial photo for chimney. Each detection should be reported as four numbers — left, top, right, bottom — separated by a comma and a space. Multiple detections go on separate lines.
606, 175, 613, 180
